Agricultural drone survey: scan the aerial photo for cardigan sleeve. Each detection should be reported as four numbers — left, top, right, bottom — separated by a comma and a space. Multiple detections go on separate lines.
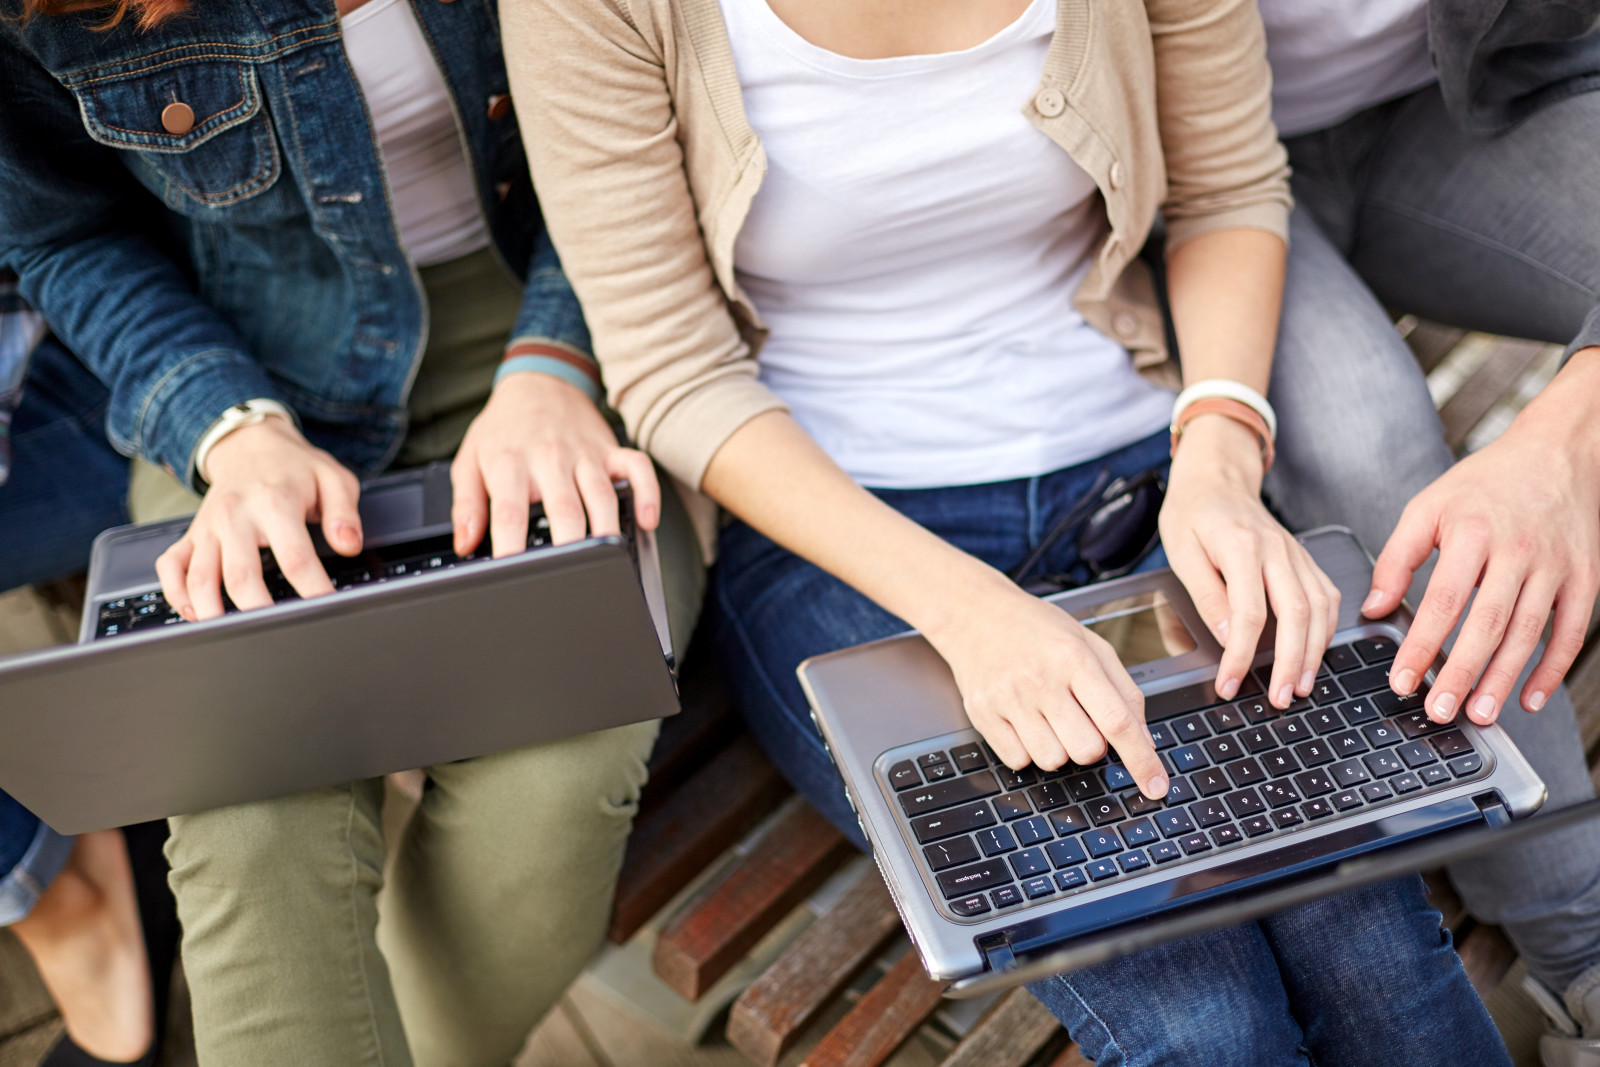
1146, 0, 1293, 251
501, 0, 786, 491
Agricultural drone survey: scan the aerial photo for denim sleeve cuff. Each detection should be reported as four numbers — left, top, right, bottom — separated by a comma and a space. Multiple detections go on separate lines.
494, 338, 603, 403
122, 347, 289, 490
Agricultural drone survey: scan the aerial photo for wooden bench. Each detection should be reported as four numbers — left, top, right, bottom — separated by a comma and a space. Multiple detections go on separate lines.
605, 321, 1600, 1067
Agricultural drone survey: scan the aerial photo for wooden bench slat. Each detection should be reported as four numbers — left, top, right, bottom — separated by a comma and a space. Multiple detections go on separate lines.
608, 733, 791, 944
653, 802, 853, 1001
1457, 922, 1519, 998
939, 988, 1062, 1067
1437, 336, 1550, 451
797, 951, 945, 1067
727, 865, 902, 1066
1402, 320, 1469, 375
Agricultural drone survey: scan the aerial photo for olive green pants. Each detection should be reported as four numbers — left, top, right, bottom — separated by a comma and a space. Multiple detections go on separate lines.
133, 249, 704, 1066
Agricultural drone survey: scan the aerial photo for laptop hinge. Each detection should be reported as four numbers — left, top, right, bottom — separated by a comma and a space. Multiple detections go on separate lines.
978, 934, 1017, 974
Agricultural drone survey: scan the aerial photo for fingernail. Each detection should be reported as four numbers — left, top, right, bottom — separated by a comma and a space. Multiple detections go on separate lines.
1218, 675, 1240, 700
1392, 668, 1417, 696
1298, 670, 1314, 694
1469, 695, 1496, 724
1527, 690, 1547, 712
1215, 619, 1230, 641
1362, 590, 1385, 615
1429, 691, 1457, 722
1276, 684, 1293, 708
1148, 775, 1168, 798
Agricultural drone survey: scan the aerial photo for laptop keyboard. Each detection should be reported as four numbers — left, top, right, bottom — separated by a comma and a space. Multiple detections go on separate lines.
93, 520, 556, 640
882, 637, 1491, 921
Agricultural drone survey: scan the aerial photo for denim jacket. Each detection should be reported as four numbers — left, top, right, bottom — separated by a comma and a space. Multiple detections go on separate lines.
1434, 0, 1600, 134
0, 0, 594, 484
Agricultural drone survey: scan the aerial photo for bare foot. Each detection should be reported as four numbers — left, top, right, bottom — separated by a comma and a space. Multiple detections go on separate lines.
11, 830, 154, 1062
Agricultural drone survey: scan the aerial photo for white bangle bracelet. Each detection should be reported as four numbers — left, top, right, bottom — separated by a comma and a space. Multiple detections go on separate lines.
1170, 379, 1277, 441
193, 399, 294, 486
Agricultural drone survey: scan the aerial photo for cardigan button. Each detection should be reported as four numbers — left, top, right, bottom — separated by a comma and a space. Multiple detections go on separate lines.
1108, 161, 1125, 190
160, 102, 195, 135
1113, 311, 1142, 339
487, 93, 512, 121
1034, 87, 1066, 118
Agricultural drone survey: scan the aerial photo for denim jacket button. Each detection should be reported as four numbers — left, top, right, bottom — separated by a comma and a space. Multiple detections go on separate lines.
161, 102, 195, 135
487, 94, 512, 121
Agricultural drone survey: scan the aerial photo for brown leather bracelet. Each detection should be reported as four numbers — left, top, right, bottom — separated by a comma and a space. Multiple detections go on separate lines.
1169, 397, 1276, 472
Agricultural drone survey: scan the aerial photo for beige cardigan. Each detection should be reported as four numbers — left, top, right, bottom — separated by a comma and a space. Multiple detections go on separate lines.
504, 0, 1290, 549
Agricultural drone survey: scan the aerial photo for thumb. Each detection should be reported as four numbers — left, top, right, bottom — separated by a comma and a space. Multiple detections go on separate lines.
314, 464, 364, 556
1366, 499, 1438, 618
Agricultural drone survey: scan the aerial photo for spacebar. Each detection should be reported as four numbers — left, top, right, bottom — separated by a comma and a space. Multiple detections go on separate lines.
898, 770, 1000, 818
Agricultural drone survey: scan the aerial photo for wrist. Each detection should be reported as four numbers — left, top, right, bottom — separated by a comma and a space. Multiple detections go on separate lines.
194, 399, 295, 486
914, 551, 1026, 647
1504, 346, 1600, 468
1170, 414, 1265, 491
203, 413, 299, 484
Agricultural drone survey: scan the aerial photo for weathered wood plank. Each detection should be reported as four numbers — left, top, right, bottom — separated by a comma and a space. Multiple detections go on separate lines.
1457, 922, 1519, 999
940, 988, 1063, 1067
653, 803, 853, 1001
608, 734, 791, 944
1402, 319, 1469, 375
798, 951, 946, 1067
727, 865, 902, 1066
1437, 337, 1550, 451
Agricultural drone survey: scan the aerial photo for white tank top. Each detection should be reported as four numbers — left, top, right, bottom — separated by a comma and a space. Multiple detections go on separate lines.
341, 0, 490, 266
720, 0, 1173, 489
1260, 0, 1437, 137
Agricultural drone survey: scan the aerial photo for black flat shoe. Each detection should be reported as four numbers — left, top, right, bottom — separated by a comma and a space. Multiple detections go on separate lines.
41, 821, 178, 1067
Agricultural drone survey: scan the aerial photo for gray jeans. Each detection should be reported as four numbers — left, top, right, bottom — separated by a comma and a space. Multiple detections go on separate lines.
1262, 82, 1600, 1007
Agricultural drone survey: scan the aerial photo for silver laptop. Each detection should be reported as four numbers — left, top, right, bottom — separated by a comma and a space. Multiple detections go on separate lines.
799, 527, 1550, 995
0, 462, 679, 835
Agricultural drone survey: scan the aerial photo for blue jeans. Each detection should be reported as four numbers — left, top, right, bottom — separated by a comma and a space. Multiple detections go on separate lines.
0, 793, 72, 926
1263, 81, 1600, 1006
712, 430, 1507, 1063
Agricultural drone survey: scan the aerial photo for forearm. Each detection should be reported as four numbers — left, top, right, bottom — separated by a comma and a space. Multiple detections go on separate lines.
700, 412, 1011, 636
1504, 345, 1600, 466
1165, 228, 1285, 396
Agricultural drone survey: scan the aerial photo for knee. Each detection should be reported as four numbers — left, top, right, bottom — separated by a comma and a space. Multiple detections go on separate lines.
465, 718, 657, 823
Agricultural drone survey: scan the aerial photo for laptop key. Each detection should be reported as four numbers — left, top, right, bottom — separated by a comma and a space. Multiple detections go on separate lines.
899, 770, 1000, 818
1340, 665, 1391, 697
1226, 757, 1269, 787
1082, 830, 1122, 858
1332, 789, 1364, 811
1087, 797, 1127, 827
1449, 753, 1484, 777
1240, 726, 1278, 754
1273, 717, 1312, 744
1056, 867, 1088, 890
1292, 739, 1335, 767
1065, 772, 1107, 802
1086, 859, 1120, 882
1432, 730, 1474, 759
1259, 781, 1300, 808
1164, 777, 1199, 805
916, 751, 949, 770
1211, 824, 1244, 846
1189, 798, 1232, 828
1155, 809, 1197, 837
1121, 791, 1162, 817
1148, 722, 1178, 750
923, 837, 981, 871
950, 743, 988, 773
1149, 840, 1183, 864
1421, 764, 1452, 787
1364, 751, 1404, 778
1102, 762, 1136, 791
1391, 772, 1423, 795
1193, 768, 1232, 796
911, 802, 997, 844
1354, 636, 1398, 664
936, 859, 1014, 899
1009, 848, 1051, 878
1206, 704, 1247, 733
976, 827, 1017, 856
1225, 789, 1266, 818
949, 894, 991, 917
1238, 698, 1278, 725
1339, 697, 1381, 725
1178, 832, 1212, 855
1204, 735, 1245, 764
1397, 741, 1438, 768
1167, 745, 1209, 775
1272, 807, 1304, 829
1329, 730, 1369, 758
923, 763, 956, 782
1013, 816, 1052, 845
1048, 806, 1090, 835
1310, 679, 1345, 707
1301, 798, 1334, 820
1260, 751, 1299, 778
1293, 769, 1335, 797
1241, 814, 1273, 837
1021, 876, 1056, 900
1395, 711, 1446, 739
888, 761, 922, 791
1046, 838, 1088, 868
1119, 819, 1159, 848
1330, 758, 1371, 787
1027, 781, 1072, 813
1362, 721, 1403, 748
1117, 850, 1151, 873
1374, 688, 1427, 717
993, 792, 1033, 820
990, 885, 1025, 909
1306, 707, 1345, 734
994, 766, 1037, 790
1361, 781, 1393, 802
1325, 644, 1361, 672
1172, 714, 1211, 743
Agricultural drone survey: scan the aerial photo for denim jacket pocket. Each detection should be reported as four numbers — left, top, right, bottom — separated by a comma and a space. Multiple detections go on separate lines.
71, 60, 280, 209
